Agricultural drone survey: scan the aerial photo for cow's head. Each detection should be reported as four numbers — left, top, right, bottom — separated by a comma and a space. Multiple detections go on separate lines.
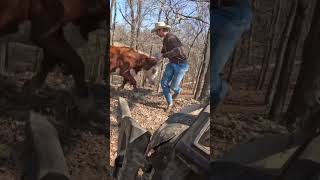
143, 56, 162, 85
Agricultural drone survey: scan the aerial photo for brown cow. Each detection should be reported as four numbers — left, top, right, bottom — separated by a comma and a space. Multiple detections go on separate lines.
0, 0, 107, 98
110, 46, 161, 91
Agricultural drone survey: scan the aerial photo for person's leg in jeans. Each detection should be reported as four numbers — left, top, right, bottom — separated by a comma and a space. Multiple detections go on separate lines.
211, 1, 252, 107
170, 63, 189, 99
161, 63, 175, 106
211, 23, 243, 106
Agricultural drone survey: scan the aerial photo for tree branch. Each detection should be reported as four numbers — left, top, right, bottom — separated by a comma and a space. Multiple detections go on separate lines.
118, 4, 132, 25
187, 25, 205, 58
167, 5, 209, 24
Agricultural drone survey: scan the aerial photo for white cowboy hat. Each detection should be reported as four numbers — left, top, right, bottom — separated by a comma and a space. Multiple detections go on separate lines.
151, 22, 171, 33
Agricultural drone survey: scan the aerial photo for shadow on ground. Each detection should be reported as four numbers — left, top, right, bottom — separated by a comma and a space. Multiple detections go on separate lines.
110, 85, 163, 110
0, 77, 107, 180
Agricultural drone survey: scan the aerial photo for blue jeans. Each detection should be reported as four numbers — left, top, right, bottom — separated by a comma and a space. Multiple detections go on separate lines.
161, 62, 189, 105
211, 0, 253, 106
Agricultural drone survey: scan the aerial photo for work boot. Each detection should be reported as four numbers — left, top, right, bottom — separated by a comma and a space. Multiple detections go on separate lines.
172, 92, 180, 100
165, 103, 173, 113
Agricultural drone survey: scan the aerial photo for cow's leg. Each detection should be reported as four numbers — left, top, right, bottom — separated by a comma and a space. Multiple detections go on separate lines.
125, 73, 138, 91
29, 0, 88, 97
120, 71, 138, 91
23, 51, 59, 90
31, 28, 88, 97
119, 79, 128, 90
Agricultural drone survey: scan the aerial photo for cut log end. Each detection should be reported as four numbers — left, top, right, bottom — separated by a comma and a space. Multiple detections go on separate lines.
27, 111, 70, 180
118, 97, 132, 118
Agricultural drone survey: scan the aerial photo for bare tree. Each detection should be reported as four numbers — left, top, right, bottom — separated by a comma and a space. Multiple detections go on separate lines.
194, 31, 209, 99
156, 0, 165, 92
111, 0, 117, 44
135, 0, 143, 50
111, 0, 116, 26
114, 0, 209, 93
129, 0, 137, 48
269, 0, 309, 119
285, 0, 319, 130
198, 33, 210, 101
256, 0, 281, 90
265, 0, 298, 105
187, 22, 205, 58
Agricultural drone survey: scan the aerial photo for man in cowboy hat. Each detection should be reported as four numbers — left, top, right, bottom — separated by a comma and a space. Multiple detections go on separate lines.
152, 22, 189, 112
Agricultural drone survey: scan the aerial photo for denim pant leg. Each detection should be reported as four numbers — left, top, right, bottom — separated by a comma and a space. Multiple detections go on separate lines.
170, 63, 189, 94
211, 22, 246, 106
161, 63, 175, 105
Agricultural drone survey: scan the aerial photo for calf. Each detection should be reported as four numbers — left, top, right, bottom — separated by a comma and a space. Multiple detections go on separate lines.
110, 46, 160, 91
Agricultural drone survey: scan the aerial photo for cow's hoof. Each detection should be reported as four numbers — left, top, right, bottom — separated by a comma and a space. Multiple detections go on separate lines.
117, 86, 125, 91
165, 104, 174, 113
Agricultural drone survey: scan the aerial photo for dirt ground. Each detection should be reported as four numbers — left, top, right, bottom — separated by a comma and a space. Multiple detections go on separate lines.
210, 66, 290, 158
0, 72, 107, 180
109, 84, 200, 166
109, 66, 290, 177
211, 90, 288, 159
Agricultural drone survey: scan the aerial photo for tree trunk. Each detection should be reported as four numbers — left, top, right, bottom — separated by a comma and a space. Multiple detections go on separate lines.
269, 0, 304, 119
111, 0, 116, 27
135, 0, 142, 50
129, 0, 136, 48
199, 65, 210, 101
157, 60, 165, 93
111, 0, 117, 45
158, 0, 163, 21
199, 57, 210, 101
247, 18, 256, 88
256, 0, 281, 90
193, 55, 204, 95
194, 32, 210, 100
192, 55, 200, 93
152, 0, 163, 90
265, 0, 298, 105
285, 0, 320, 130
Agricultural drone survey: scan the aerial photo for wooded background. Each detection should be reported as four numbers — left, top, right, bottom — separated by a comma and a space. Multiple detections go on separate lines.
216, 0, 320, 127
0, 0, 319, 127
110, 0, 211, 100
111, 0, 320, 126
